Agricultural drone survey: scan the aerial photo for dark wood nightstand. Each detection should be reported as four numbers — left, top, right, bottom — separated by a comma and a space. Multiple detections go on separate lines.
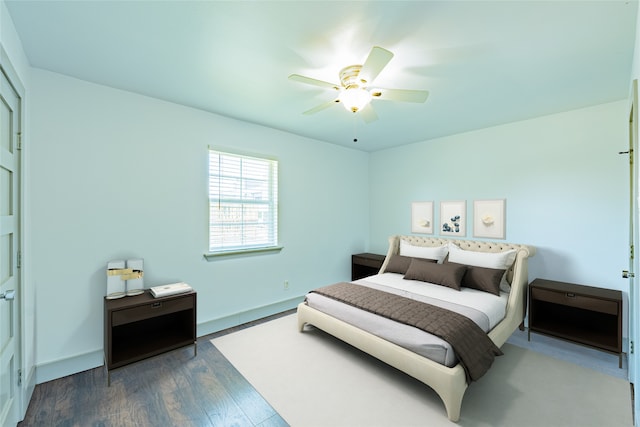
528, 278, 622, 367
104, 290, 197, 384
352, 253, 385, 280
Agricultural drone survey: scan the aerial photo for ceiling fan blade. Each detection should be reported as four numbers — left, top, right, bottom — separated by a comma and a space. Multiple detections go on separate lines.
303, 99, 339, 115
359, 46, 394, 85
372, 88, 429, 103
360, 103, 378, 124
289, 74, 340, 90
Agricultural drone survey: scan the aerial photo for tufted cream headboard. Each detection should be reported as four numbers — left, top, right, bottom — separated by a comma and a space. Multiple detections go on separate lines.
380, 235, 536, 272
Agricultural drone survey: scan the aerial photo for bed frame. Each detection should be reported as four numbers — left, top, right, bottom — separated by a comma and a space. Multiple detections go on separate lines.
297, 235, 535, 422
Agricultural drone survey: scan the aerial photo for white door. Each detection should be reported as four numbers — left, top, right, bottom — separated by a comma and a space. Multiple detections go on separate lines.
0, 65, 21, 427
628, 79, 639, 424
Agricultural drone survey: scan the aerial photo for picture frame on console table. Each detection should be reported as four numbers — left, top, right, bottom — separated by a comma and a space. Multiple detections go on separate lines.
411, 201, 434, 234
473, 199, 506, 239
439, 200, 466, 236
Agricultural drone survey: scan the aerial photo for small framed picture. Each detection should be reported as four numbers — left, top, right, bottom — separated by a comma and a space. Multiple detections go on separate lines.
473, 199, 506, 239
440, 201, 466, 236
411, 201, 434, 234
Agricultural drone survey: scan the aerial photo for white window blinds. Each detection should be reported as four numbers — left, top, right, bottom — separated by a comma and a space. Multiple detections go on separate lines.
208, 149, 278, 253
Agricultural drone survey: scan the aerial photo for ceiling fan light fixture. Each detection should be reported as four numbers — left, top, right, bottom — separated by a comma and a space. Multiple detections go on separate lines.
290, 46, 427, 121
339, 87, 372, 113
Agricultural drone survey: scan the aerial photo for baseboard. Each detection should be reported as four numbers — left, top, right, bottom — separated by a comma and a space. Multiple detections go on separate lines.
34, 295, 305, 385
35, 349, 104, 384
197, 295, 305, 337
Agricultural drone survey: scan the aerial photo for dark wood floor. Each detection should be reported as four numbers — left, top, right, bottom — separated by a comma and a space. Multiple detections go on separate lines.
18, 314, 291, 427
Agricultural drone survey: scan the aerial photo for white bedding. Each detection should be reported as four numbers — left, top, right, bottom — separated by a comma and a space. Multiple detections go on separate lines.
358, 272, 509, 329
304, 272, 508, 367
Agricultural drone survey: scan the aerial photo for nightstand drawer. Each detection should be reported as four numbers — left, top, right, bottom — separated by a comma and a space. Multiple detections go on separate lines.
112, 296, 194, 326
531, 287, 618, 315
352, 254, 385, 268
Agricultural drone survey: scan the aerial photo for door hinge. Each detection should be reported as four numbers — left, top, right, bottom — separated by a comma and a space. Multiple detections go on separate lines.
632, 245, 635, 260
631, 341, 635, 355
17, 132, 22, 150
17, 250, 21, 269
17, 369, 22, 386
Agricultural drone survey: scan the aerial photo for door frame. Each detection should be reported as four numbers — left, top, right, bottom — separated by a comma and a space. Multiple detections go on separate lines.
0, 44, 31, 424
629, 78, 639, 425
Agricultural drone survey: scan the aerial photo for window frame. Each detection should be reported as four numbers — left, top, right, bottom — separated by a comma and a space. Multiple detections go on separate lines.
205, 148, 281, 259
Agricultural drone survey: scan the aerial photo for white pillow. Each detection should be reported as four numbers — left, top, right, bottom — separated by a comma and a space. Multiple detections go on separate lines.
399, 240, 448, 264
447, 243, 517, 292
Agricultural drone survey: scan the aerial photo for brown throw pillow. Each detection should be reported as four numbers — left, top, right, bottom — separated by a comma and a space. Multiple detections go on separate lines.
404, 258, 466, 290
448, 262, 505, 296
385, 255, 436, 274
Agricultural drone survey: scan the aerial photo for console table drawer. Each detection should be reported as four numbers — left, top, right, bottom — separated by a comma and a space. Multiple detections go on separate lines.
531, 287, 618, 315
112, 296, 194, 326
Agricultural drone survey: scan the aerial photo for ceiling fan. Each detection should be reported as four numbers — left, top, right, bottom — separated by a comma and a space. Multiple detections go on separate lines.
288, 46, 429, 123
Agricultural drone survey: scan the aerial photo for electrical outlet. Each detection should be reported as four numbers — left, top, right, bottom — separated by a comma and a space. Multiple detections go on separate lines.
284, 280, 289, 290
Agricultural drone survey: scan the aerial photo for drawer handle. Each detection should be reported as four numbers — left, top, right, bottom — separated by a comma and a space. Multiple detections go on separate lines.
152, 302, 162, 308
566, 293, 576, 298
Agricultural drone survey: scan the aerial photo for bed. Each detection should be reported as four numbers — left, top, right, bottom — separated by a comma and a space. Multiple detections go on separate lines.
297, 235, 535, 422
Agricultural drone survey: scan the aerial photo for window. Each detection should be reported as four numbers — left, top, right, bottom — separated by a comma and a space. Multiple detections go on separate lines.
208, 149, 279, 254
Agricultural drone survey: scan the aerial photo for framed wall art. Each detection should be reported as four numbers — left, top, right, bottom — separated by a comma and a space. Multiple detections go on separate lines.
440, 200, 466, 236
473, 199, 506, 239
411, 201, 434, 234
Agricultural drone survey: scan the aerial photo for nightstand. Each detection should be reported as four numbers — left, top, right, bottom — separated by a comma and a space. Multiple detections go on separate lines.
104, 290, 197, 384
528, 278, 622, 367
352, 253, 385, 280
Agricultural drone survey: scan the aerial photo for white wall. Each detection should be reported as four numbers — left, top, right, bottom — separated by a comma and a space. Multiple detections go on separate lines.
25, 72, 632, 381
28, 69, 370, 381
0, 1, 28, 78
370, 101, 628, 294
633, 2, 640, 83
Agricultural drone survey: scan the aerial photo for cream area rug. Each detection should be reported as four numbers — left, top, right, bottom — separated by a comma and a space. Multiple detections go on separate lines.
212, 314, 632, 427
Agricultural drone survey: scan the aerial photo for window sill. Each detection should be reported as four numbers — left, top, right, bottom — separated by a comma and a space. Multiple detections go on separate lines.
204, 246, 283, 261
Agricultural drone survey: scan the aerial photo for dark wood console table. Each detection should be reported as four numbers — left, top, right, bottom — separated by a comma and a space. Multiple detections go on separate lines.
352, 253, 385, 280
104, 290, 197, 384
528, 278, 622, 367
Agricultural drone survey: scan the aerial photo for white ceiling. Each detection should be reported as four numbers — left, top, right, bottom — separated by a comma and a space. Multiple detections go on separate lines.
6, 0, 638, 152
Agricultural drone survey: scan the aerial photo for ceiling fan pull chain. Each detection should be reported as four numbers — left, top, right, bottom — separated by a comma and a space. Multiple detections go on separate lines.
353, 114, 358, 143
